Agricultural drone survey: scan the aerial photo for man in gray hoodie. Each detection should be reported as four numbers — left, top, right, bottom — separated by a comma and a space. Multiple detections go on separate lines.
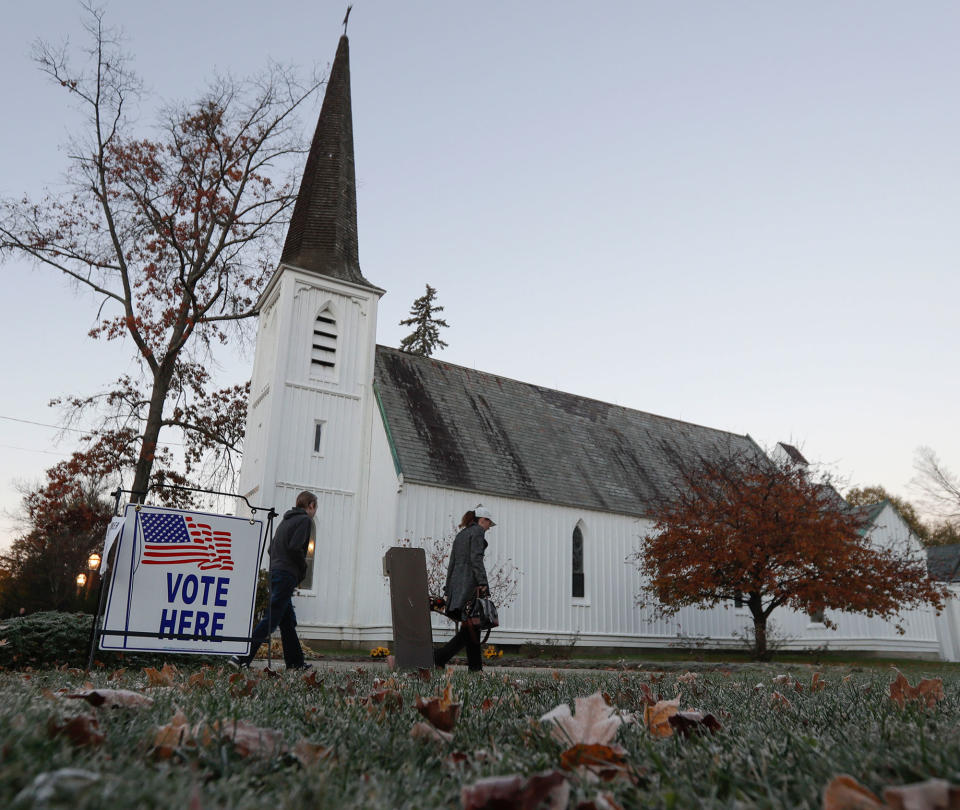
229, 491, 316, 670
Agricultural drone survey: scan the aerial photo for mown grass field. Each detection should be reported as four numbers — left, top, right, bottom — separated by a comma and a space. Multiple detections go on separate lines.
1, 660, 957, 809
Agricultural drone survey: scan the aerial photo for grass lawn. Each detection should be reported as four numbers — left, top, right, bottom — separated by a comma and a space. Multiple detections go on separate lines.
1, 659, 957, 808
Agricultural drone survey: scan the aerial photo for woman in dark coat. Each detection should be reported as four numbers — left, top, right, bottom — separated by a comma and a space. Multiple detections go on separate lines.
434, 506, 495, 671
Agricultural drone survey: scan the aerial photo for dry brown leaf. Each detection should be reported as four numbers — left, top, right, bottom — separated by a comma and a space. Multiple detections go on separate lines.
210, 718, 283, 758
637, 683, 657, 707
301, 669, 324, 689
292, 738, 333, 767
410, 721, 454, 744
47, 714, 104, 747
415, 679, 461, 732
668, 710, 722, 738
152, 708, 193, 759
770, 691, 792, 710
643, 698, 680, 738
143, 663, 178, 687
677, 671, 698, 684
187, 667, 214, 689
812, 672, 826, 692
889, 668, 945, 710
823, 775, 884, 810
559, 743, 630, 783
883, 779, 960, 810
824, 775, 960, 810
230, 675, 258, 698
540, 692, 624, 746
66, 688, 154, 709
461, 770, 569, 810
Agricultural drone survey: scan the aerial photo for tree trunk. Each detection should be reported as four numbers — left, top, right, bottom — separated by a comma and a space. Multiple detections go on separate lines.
748, 595, 769, 660
130, 365, 175, 501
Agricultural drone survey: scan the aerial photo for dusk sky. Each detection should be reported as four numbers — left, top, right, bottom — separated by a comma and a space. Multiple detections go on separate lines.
1, 1, 958, 549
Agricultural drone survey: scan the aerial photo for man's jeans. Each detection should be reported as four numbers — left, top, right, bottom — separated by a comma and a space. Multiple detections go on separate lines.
239, 570, 304, 668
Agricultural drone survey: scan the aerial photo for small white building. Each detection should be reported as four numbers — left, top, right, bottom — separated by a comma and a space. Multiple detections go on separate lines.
239, 32, 951, 659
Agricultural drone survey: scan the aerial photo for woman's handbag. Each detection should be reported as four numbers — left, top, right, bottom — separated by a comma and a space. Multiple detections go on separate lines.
462, 593, 499, 643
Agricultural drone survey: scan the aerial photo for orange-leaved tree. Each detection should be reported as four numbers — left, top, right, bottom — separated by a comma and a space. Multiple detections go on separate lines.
634, 448, 945, 659
0, 5, 324, 500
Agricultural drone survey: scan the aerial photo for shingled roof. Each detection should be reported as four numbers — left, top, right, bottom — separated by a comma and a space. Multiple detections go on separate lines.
927, 544, 960, 582
280, 35, 376, 289
374, 346, 763, 517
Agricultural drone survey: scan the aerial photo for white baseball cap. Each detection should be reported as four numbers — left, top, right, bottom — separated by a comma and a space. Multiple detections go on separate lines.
475, 506, 496, 526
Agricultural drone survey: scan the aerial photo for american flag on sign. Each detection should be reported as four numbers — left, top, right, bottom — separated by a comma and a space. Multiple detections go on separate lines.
140, 512, 234, 571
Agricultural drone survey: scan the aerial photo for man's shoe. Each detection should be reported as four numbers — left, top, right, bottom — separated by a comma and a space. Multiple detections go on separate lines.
288, 662, 312, 672
227, 655, 245, 670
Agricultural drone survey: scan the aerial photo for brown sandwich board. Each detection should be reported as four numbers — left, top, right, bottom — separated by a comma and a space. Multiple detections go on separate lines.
382, 546, 434, 669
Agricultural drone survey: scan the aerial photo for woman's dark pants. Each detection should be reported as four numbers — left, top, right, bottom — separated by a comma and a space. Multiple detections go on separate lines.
434, 623, 483, 671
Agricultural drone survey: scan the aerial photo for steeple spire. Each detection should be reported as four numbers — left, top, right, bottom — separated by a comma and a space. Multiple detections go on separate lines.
280, 33, 375, 289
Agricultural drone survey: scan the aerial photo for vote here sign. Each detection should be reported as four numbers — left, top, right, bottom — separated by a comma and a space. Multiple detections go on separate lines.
100, 504, 265, 655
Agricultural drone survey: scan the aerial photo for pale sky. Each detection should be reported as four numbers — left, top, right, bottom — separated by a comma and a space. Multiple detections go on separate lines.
1, 1, 958, 549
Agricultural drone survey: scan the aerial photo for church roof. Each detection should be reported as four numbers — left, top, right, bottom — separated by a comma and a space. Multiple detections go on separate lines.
373, 345, 763, 517
280, 35, 376, 289
927, 544, 960, 583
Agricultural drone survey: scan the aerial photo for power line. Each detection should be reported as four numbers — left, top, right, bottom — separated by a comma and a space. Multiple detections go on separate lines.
0, 415, 89, 433
0, 443, 69, 457
0, 414, 185, 447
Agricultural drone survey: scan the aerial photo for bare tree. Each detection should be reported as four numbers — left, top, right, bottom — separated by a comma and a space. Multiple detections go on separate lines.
913, 447, 960, 525
0, 4, 324, 500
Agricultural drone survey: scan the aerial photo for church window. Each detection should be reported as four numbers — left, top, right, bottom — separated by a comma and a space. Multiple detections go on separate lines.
312, 422, 325, 454
300, 525, 317, 591
572, 524, 585, 598
310, 308, 338, 372
808, 607, 825, 624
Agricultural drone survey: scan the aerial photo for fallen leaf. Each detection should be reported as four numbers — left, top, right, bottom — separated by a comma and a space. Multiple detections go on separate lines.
47, 714, 104, 747
66, 688, 154, 708
541, 692, 624, 746
823, 774, 883, 810
292, 738, 333, 767
643, 698, 680, 738
108, 668, 126, 682
12, 769, 101, 807
415, 679, 461, 732
187, 667, 214, 689
559, 743, 630, 782
667, 710, 722, 738
410, 721, 453, 743
883, 779, 960, 810
461, 770, 569, 810
152, 709, 193, 759
677, 672, 698, 684
770, 691, 792, 710
811, 673, 826, 692
302, 669, 324, 689
210, 718, 283, 758
637, 683, 656, 707
143, 663, 178, 687
889, 668, 945, 710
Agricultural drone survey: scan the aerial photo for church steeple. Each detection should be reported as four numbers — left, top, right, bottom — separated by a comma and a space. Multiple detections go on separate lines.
280, 34, 375, 289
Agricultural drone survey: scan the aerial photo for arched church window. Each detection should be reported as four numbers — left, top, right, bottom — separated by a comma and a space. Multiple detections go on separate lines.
310, 307, 337, 373
572, 524, 585, 598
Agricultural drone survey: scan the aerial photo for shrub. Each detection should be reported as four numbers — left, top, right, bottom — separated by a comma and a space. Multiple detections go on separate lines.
0, 611, 219, 670
0, 611, 93, 669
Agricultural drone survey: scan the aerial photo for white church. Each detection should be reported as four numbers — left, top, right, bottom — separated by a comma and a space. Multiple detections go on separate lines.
238, 33, 957, 661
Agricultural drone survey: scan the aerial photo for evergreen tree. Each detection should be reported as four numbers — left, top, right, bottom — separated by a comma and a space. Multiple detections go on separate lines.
399, 284, 449, 356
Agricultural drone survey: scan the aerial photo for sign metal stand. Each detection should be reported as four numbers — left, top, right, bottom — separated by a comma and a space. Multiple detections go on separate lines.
86, 483, 277, 671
